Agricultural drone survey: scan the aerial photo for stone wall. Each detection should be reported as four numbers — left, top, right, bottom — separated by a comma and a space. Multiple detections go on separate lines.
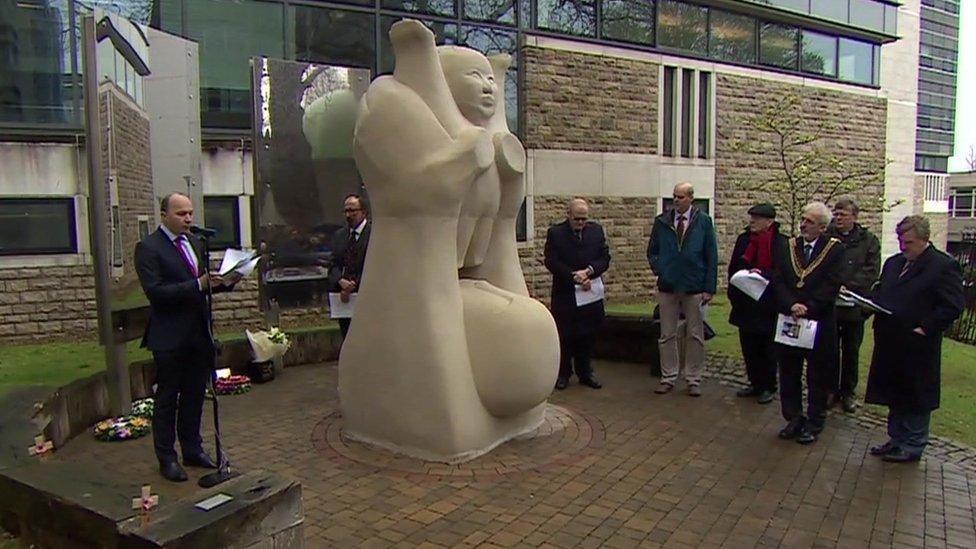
0, 266, 98, 342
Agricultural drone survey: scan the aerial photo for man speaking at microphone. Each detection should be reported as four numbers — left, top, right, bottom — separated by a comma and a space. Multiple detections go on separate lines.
135, 192, 239, 482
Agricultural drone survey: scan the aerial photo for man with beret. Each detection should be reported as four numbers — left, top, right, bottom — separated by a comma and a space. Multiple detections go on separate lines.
727, 203, 788, 404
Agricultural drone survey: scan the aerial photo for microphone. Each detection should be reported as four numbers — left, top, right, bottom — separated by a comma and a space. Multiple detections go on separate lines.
189, 225, 218, 238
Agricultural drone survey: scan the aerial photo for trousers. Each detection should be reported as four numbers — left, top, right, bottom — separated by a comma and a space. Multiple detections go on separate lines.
658, 292, 705, 385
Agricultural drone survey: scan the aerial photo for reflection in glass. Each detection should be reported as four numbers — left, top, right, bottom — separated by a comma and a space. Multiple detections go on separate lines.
760, 23, 798, 69
709, 9, 756, 64
801, 30, 836, 76
810, 0, 848, 23
464, 0, 516, 25
0, 198, 76, 254
536, 0, 596, 37
601, 0, 654, 45
458, 26, 519, 132
658, 0, 707, 56
850, 0, 884, 32
382, 0, 455, 17
291, 7, 374, 69
379, 17, 457, 74
838, 37, 873, 85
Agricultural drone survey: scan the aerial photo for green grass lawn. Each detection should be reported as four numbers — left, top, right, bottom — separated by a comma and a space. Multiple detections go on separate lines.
607, 296, 976, 447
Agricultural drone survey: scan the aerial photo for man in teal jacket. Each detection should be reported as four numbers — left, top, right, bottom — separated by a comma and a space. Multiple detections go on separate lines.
647, 182, 719, 396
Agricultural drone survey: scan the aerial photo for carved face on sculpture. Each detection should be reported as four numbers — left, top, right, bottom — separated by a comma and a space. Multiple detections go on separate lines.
439, 46, 497, 127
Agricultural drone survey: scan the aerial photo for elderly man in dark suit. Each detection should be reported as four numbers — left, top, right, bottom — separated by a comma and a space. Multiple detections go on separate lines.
545, 198, 611, 390
135, 192, 238, 482
771, 202, 844, 444
865, 216, 964, 463
328, 194, 371, 338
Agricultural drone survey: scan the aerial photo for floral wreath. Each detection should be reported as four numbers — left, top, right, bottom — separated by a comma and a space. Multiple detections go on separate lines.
131, 397, 154, 419
94, 415, 151, 442
215, 375, 252, 395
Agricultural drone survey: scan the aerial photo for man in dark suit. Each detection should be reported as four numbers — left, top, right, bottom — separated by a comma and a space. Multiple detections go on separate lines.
865, 216, 964, 462
545, 198, 611, 390
771, 202, 844, 444
328, 194, 371, 338
135, 192, 238, 482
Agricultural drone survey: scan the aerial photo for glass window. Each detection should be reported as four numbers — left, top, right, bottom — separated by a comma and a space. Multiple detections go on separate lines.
698, 72, 709, 159
838, 37, 873, 85
662, 66, 675, 156
465, 0, 516, 25
0, 198, 77, 255
382, 0, 455, 17
709, 9, 756, 64
185, 0, 285, 128
203, 196, 242, 250
291, 7, 374, 70
601, 0, 654, 45
760, 23, 798, 69
0, 0, 77, 124
768, 0, 810, 13
379, 17, 457, 74
680, 68, 692, 158
657, 0, 707, 56
801, 30, 836, 76
810, 0, 849, 23
457, 26, 519, 132
850, 0, 884, 32
536, 0, 596, 37
872, 43, 880, 86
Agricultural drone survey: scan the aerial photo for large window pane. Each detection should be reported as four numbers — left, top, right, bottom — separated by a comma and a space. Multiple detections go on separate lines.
464, 0, 516, 25
291, 7, 374, 69
709, 9, 756, 64
0, 199, 76, 255
801, 30, 836, 76
850, 0, 884, 32
0, 0, 76, 124
379, 17, 457, 74
536, 0, 596, 37
760, 23, 798, 69
838, 37, 873, 85
203, 197, 241, 250
457, 26, 519, 132
382, 0, 455, 17
186, 0, 284, 128
657, 0, 707, 56
810, 0, 848, 23
601, 0, 654, 45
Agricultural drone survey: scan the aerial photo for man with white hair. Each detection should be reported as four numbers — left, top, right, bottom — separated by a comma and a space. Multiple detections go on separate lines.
771, 201, 844, 444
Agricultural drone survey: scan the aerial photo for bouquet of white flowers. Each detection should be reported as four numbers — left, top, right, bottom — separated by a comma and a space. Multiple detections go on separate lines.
246, 327, 291, 362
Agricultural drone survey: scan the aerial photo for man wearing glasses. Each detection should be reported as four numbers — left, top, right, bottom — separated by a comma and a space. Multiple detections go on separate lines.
545, 198, 612, 390
328, 194, 371, 337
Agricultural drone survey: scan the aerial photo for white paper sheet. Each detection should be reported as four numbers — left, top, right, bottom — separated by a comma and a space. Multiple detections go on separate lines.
195, 493, 233, 511
575, 276, 605, 307
218, 248, 260, 277
328, 292, 357, 319
774, 314, 818, 349
730, 269, 769, 301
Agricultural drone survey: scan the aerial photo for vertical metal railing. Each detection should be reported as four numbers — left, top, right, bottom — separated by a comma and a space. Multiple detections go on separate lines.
947, 233, 976, 345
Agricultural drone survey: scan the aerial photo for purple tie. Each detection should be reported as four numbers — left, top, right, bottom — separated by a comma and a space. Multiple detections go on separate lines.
174, 235, 198, 277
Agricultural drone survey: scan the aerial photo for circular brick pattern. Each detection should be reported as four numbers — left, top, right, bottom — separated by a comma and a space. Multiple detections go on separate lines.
310, 404, 604, 480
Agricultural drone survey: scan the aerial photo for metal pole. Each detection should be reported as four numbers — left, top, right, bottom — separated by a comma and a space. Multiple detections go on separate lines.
82, 14, 131, 416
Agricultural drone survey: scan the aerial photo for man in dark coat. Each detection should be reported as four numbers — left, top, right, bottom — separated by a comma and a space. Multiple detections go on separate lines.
826, 197, 880, 413
727, 203, 788, 405
865, 215, 964, 462
771, 202, 844, 444
135, 192, 238, 482
328, 194, 371, 338
544, 198, 611, 390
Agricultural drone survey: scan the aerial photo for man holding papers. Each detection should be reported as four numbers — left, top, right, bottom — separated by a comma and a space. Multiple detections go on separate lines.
328, 194, 371, 338
865, 216, 964, 462
727, 203, 787, 405
771, 202, 844, 444
545, 198, 611, 390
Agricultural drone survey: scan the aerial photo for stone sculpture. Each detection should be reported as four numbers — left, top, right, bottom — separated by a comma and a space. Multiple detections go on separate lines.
337, 19, 559, 462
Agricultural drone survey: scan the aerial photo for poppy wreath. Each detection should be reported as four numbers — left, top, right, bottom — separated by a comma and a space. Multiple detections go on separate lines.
94, 415, 151, 442
215, 375, 252, 395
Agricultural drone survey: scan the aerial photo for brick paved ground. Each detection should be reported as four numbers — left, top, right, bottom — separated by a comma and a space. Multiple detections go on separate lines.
56, 361, 976, 548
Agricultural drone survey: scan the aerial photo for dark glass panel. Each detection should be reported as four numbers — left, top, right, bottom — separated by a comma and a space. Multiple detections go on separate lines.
292, 7, 374, 69
203, 196, 241, 250
536, 0, 596, 37
0, 199, 76, 255
379, 17, 456, 74
464, 0, 516, 25
760, 22, 798, 69
601, 0, 654, 45
709, 9, 756, 64
657, 0, 707, 56
838, 37, 873, 85
663, 66, 674, 156
680, 68, 692, 158
382, 0, 455, 17
801, 30, 836, 76
698, 72, 709, 159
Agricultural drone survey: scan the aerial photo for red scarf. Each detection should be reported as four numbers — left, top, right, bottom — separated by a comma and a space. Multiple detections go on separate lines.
742, 226, 775, 269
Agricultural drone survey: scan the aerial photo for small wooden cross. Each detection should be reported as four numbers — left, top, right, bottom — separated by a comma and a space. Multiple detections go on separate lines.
132, 485, 159, 513
27, 435, 53, 457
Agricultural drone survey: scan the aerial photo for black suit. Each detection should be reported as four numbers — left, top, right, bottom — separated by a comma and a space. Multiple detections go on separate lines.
134, 228, 230, 463
544, 220, 611, 381
328, 221, 371, 337
771, 236, 844, 430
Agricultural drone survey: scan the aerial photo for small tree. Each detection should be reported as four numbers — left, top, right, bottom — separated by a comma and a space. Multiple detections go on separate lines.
966, 145, 976, 172
727, 92, 894, 235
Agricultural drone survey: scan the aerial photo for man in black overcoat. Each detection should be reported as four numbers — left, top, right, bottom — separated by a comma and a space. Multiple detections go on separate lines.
544, 198, 611, 390
328, 194, 371, 338
865, 215, 964, 462
771, 202, 844, 444
135, 192, 239, 482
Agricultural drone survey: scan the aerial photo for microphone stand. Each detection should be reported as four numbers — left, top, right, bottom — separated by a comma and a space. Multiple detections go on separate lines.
197, 232, 239, 488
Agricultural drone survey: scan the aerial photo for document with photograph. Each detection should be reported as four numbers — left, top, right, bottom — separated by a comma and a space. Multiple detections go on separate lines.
575, 276, 605, 307
328, 292, 357, 319
774, 314, 818, 349
730, 269, 769, 301
839, 288, 892, 315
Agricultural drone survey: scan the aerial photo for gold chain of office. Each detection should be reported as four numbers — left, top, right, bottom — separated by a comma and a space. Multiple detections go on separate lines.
789, 238, 840, 289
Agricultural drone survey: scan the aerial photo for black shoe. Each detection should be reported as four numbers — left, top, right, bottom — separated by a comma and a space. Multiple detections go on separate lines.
881, 449, 922, 463
796, 429, 817, 445
554, 377, 569, 390
736, 386, 760, 398
183, 452, 218, 469
579, 376, 602, 389
160, 460, 188, 482
841, 395, 857, 413
757, 390, 775, 405
869, 442, 897, 456
778, 418, 804, 439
